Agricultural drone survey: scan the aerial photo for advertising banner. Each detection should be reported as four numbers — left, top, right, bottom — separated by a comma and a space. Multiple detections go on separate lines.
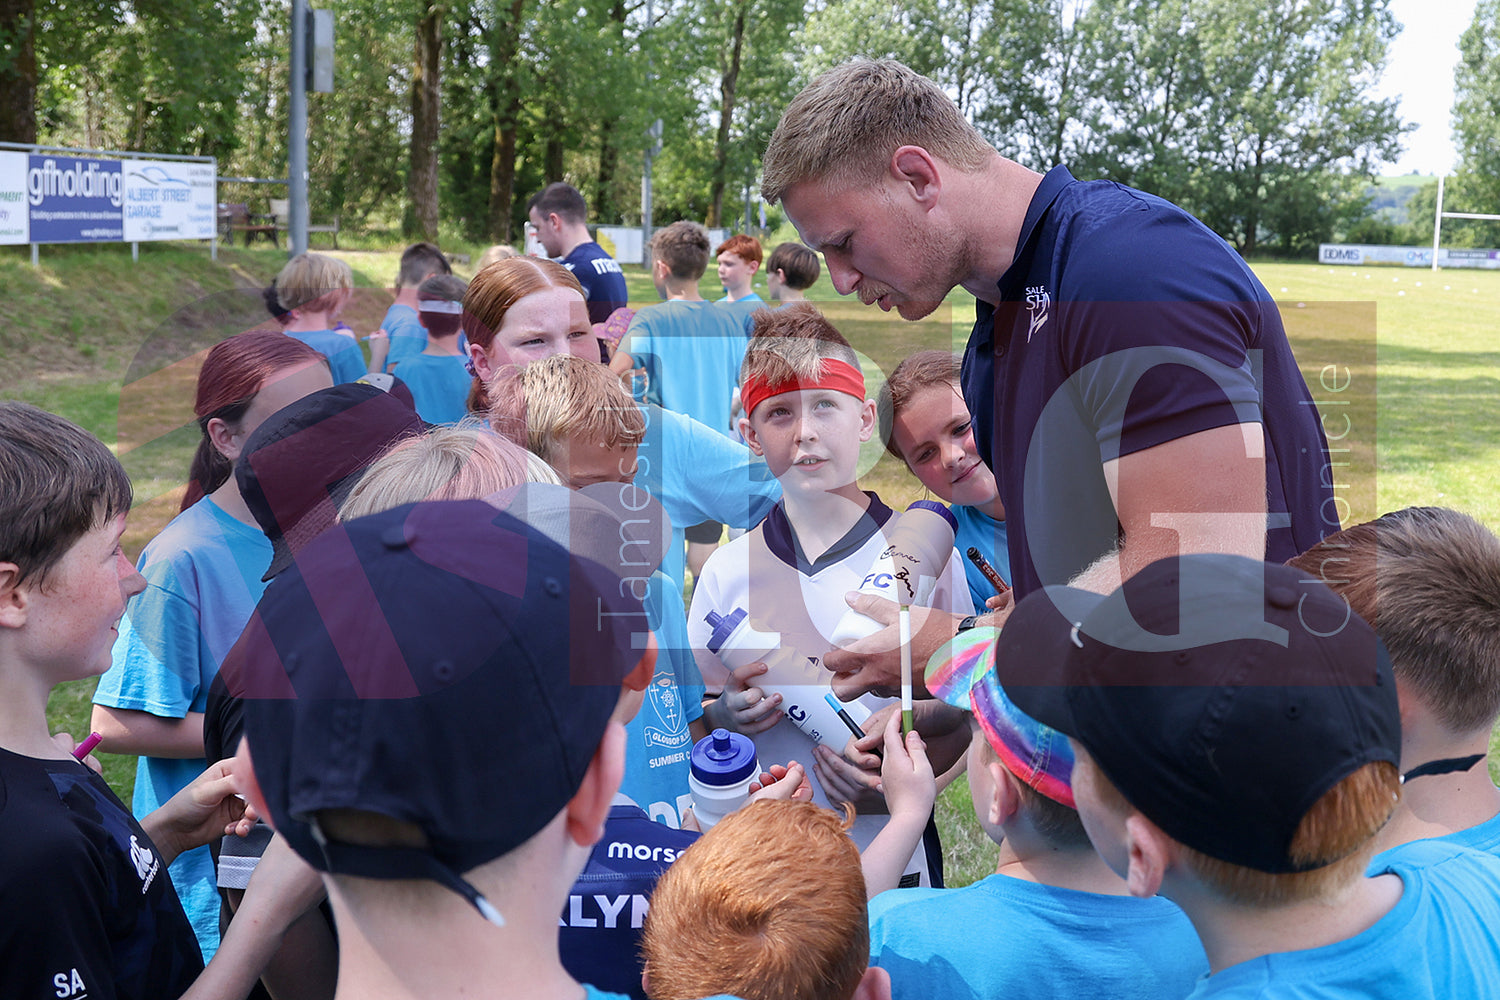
0, 151, 26, 244
1319, 243, 1500, 270
122, 158, 217, 241
27, 154, 124, 243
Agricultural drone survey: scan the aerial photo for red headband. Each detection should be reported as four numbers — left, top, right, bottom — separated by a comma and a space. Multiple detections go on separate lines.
740, 357, 866, 418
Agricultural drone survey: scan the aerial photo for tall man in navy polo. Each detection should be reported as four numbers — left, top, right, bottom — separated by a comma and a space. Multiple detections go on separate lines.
528, 182, 630, 328
760, 59, 1333, 700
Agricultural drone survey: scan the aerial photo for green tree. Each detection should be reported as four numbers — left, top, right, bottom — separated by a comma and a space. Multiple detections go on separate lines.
1454, 0, 1500, 213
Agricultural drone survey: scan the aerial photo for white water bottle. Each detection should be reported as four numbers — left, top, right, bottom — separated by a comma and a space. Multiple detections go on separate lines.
829, 500, 959, 646
703, 607, 865, 750
689, 729, 759, 829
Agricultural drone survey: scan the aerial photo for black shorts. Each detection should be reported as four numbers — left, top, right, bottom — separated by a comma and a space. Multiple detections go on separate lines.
685, 519, 724, 544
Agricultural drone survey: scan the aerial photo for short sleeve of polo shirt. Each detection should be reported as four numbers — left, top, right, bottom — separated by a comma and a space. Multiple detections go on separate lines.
1050, 203, 1268, 464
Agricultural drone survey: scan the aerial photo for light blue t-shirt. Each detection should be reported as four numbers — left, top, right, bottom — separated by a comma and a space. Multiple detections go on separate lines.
94, 497, 273, 961
1369, 808, 1500, 868
380, 302, 426, 372
620, 569, 704, 829
869, 873, 1208, 1000
392, 350, 471, 425
1190, 839, 1500, 998
287, 327, 366, 383
639, 403, 781, 592
951, 503, 1011, 612
625, 300, 751, 437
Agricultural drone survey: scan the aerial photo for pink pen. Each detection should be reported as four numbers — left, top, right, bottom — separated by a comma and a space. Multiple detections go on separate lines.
72, 732, 103, 761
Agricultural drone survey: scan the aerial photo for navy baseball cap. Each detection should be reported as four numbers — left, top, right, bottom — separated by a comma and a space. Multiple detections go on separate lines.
994, 553, 1400, 874
232, 499, 645, 924
236, 382, 424, 581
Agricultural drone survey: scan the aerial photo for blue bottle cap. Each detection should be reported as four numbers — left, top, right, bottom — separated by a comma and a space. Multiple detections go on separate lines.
690, 728, 758, 786
906, 498, 958, 531
702, 607, 748, 655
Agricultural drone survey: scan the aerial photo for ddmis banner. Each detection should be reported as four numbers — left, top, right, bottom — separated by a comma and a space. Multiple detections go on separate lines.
0, 152, 215, 245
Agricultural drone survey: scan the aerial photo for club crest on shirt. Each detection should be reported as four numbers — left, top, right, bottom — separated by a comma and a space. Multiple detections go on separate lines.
1025, 285, 1051, 342
642, 671, 689, 749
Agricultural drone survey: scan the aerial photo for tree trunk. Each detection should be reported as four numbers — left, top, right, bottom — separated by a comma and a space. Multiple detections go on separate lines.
408, 2, 443, 240
545, 134, 565, 182
0, 0, 37, 142
487, 0, 527, 242
596, 117, 618, 223
708, 2, 748, 228
593, 0, 628, 223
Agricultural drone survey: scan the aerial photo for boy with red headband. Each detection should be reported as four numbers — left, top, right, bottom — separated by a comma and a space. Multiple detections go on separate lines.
687, 303, 973, 887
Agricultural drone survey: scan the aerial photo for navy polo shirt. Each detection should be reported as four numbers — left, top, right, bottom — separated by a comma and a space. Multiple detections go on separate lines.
961, 166, 1334, 597
563, 241, 630, 326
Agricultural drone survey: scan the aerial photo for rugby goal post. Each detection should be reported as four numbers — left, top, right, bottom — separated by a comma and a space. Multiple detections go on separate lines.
1432, 175, 1500, 271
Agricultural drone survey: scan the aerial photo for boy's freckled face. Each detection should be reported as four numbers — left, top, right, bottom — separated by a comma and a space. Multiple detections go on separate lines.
743, 389, 874, 494
23, 514, 145, 682
555, 433, 639, 491
717, 252, 757, 295
891, 384, 998, 509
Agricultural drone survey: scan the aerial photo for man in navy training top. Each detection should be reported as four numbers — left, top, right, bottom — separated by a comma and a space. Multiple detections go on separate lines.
760, 59, 1335, 701
528, 182, 630, 328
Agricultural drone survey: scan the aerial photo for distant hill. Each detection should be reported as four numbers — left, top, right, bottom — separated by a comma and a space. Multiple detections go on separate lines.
1368, 174, 1435, 225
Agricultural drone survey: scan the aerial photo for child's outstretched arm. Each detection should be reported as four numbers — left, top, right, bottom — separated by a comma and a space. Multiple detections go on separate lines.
859, 712, 936, 899
141, 758, 255, 867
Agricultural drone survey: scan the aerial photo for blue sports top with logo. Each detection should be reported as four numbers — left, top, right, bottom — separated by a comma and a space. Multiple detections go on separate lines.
962, 165, 1334, 598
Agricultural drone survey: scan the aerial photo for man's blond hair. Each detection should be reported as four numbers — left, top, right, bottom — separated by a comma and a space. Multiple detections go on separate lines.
487, 353, 645, 468
761, 59, 993, 203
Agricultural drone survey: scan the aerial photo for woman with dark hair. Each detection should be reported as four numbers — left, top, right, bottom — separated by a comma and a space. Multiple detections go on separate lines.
90, 331, 331, 961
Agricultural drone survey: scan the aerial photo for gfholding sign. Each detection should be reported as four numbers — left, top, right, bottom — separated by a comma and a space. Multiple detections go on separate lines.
0, 152, 215, 246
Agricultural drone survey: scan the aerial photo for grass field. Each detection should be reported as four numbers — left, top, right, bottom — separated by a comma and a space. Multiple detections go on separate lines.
8, 242, 1499, 888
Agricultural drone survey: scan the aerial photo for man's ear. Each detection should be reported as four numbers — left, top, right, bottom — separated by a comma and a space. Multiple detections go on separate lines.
852, 965, 892, 1000
565, 721, 626, 847
890, 145, 941, 207
1122, 811, 1172, 899
0, 563, 29, 628
857, 398, 878, 443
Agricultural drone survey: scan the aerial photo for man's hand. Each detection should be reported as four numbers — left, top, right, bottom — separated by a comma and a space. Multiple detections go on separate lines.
701, 660, 783, 735
813, 741, 886, 814
823, 595, 971, 700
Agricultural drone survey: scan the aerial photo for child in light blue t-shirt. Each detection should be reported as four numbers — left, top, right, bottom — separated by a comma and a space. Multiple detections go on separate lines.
879, 350, 1010, 613
863, 627, 1208, 1000
92, 330, 334, 959
392, 274, 472, 425
1287, 507, 1500, 864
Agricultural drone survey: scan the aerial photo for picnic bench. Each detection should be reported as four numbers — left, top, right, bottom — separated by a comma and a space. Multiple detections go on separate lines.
217, 202, 279, 247
269, 198, 341, 248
